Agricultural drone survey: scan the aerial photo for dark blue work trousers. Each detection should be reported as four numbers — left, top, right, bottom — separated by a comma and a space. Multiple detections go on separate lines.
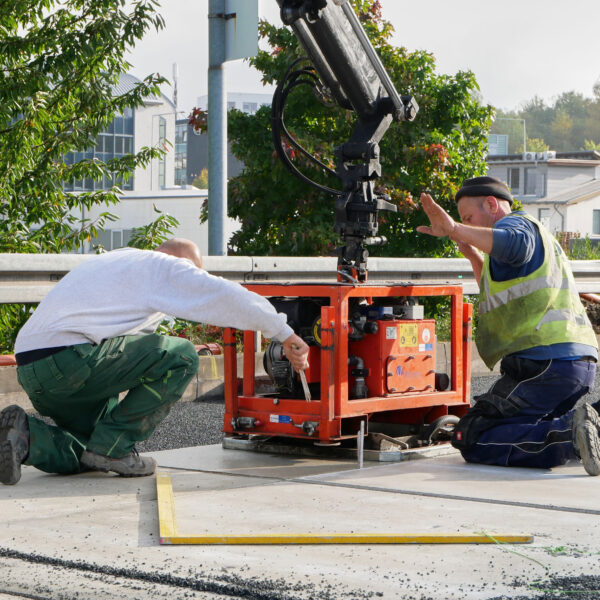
460, 358, 596, 469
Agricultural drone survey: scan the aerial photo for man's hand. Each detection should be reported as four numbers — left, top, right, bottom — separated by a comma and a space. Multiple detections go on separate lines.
416, 193, 457, 239
282, 334, 309, 372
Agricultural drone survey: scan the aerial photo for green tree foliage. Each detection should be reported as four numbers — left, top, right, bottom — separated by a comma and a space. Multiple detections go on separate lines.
565, 236, 600, 260
225, 0, 493, 259
0, 0, 167, 254
0, 305, 32, 355
521, 138, 549, 153
583, 139, 600, 151
126, 205, 180, 249
494, 86, 600, 153
0, 0, 172, 353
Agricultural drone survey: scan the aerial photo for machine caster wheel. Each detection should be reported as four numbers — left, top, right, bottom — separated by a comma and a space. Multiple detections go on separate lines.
423, 415, 459, 445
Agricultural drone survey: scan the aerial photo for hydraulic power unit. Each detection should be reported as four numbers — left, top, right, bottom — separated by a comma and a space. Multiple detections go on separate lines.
224, 282, 472, 445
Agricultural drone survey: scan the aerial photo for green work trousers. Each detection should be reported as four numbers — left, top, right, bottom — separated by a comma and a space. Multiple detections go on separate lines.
16, 334, 199, 475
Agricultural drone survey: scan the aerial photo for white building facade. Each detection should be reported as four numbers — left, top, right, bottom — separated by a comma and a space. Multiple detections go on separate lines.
73, 74, 239, 255
487, 151, 600, 238
196, 91, 272, 115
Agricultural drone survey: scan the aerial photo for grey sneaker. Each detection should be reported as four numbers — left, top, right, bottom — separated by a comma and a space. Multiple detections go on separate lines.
80, 449, 156, 477
0, 405, 30, 485
572, 404, 600, 476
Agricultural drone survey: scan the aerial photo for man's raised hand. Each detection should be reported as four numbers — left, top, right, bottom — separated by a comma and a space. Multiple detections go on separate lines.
416, 193, 457, 239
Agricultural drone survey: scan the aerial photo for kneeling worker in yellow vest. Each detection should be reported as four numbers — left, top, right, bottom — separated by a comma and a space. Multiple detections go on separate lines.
418, 176, 600, 475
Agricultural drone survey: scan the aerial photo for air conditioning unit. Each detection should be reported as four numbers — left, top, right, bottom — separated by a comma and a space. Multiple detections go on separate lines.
536, 152, 545, 160
543, 151, 556, 160
523, 151, 536, 161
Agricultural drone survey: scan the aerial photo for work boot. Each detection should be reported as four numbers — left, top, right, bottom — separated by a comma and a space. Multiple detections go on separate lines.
80, 448, 156, 477
572, 403, 600, 476
0, 405, 30, 485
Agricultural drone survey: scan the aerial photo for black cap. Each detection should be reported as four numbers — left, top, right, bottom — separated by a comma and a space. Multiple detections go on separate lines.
455, 176, 513, 206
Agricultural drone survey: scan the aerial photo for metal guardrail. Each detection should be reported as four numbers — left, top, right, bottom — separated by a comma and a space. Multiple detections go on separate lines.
1, 253, 600, 303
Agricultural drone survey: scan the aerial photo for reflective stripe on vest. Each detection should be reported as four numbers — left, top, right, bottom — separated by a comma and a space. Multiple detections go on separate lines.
535, 308, 590, 331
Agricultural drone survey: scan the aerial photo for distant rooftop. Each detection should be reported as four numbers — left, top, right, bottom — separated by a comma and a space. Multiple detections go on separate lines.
488, 150, 600, 163
112, 73, 174, 108
524, 179, 600, 206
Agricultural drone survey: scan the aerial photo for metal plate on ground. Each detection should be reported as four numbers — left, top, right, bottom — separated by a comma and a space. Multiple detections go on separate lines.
222, 436, 459, 462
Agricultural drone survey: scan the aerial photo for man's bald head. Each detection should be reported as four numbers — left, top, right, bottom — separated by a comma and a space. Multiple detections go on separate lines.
155, 238, 203, 269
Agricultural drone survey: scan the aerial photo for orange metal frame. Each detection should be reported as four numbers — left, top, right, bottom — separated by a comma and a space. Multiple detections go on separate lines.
224, 282, 472, 444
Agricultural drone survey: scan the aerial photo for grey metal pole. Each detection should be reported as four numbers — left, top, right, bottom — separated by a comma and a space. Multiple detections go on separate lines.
357, 420, 364, 469
208, 0, 227, 256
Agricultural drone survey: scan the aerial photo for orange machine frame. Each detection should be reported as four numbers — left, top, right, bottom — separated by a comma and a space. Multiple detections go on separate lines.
223, 282, 472, 444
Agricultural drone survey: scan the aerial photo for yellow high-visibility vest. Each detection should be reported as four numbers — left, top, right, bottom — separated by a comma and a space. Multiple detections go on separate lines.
476, 213, 597, 369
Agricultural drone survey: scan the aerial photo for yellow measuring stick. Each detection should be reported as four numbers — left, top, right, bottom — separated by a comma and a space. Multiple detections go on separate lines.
156, 472, 532, 546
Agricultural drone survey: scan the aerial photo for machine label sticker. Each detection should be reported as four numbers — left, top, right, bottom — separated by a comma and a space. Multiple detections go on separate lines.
270, 414, 292, 423
422, 328, 431, 343
419, 343, 434, 352
398, 324, 418, 347
386, 327, 397, 339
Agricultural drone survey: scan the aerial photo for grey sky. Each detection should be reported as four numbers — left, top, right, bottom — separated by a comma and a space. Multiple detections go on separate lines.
128, 0, 600, 116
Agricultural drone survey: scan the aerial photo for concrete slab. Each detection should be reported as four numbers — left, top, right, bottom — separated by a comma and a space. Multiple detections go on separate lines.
303, 454, 600, 515
146, 443, 363, 479
1, 445, 599, 599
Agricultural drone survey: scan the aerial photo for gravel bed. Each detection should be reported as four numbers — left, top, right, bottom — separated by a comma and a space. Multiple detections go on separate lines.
136, 396, 226, 452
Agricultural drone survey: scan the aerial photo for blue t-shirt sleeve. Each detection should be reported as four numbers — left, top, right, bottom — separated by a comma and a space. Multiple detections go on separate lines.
488, 213, 544, 281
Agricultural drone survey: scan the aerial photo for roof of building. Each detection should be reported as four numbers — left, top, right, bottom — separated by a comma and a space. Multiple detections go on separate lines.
112, 73, 174, 108
488, 150, 600, 164
522, 178, 600, 206
119, 187, 208, 200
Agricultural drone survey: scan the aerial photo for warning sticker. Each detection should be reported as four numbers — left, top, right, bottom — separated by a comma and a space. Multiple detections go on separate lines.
398, 324, 418, 347
386, 327, 397, 340
270, 414, 292, 423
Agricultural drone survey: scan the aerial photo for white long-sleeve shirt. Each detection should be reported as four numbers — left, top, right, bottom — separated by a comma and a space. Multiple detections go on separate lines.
15, 248, 293, 354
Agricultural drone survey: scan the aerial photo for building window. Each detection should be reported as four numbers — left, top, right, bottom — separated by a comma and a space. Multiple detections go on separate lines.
507, 167, 520, 193
242, 102, 258, 114
64, 108, 135, 192
227, 101, 236, 110
175, 122, 188, 186
524, 167, 537, 195
539, 172, 547, 197
538, 208, 551, 229
89, 228, 134, 252
594, 210, 600, 235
